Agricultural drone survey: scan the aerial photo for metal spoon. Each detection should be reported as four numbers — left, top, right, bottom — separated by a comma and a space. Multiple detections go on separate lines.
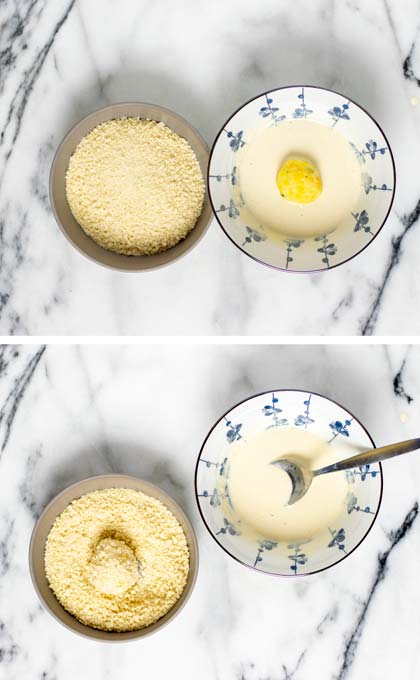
271, 437, 420, 506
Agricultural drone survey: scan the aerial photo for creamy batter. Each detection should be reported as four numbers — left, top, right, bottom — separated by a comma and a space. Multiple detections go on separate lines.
225, 428, 348, 542
238, 120, 361, 238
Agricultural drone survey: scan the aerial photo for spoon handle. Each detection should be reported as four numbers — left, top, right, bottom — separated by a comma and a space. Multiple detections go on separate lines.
313, 437, 420, 476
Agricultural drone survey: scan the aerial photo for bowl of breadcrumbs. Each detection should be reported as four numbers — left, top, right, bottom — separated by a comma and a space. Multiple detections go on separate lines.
29, 474, 198, 641
50, 103, 212, 271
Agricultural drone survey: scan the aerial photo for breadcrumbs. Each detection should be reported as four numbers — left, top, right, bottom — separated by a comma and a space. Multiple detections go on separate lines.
45, 488, 190, 632
65, 117, 205, 256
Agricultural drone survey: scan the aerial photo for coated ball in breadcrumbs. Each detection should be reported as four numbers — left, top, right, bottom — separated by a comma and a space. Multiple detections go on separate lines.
44, 488, 190, 632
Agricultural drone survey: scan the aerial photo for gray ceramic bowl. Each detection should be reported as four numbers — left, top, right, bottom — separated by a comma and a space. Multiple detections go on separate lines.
29, 474, 198, 642
50, 103, 212, 271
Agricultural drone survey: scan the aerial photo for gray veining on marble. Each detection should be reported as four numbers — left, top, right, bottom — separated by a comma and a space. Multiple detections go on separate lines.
1, 0, 420, 335
0, 344, 419, 678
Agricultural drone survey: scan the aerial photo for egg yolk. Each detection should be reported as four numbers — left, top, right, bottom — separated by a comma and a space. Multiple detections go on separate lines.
276, 158, 322, 204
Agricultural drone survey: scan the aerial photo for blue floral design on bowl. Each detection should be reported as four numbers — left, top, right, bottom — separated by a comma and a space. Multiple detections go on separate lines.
195, 389, 383, 576
208, 86, 395, 273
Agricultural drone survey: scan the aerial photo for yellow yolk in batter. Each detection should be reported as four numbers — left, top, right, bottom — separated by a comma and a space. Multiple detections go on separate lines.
276, 158, 322, 204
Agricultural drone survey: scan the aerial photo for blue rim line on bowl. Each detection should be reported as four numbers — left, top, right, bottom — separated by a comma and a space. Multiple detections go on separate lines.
195, 388, 383, 576
208, 85, 396, 273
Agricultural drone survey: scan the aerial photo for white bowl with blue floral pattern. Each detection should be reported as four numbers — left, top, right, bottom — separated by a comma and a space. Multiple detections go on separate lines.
195, 389, 383, 576
208, 86, 395, 272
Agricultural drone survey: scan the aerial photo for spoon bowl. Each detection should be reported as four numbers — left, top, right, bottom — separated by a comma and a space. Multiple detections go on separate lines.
270, 458, 314, 505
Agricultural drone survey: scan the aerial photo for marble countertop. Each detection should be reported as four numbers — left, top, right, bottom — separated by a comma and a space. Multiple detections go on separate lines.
1, 343, 420, 679
1, 0, 420, 336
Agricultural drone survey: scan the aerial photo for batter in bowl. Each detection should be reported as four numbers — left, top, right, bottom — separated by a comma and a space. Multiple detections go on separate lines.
224, 427, 349, 542
238, 120, 361, 238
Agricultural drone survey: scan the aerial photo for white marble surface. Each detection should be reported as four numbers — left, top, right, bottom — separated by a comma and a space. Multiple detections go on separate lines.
0, 343, 420, 679
1, 0, 420, 335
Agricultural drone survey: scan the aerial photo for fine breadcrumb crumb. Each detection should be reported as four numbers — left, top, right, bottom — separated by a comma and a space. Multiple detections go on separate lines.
45, 488, 190, 632
65, 117, 205, 256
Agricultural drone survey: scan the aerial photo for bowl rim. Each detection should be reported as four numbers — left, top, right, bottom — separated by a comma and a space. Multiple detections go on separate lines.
49, 101, 212, 273
29, 473, 199, 641
208, 84, 396, 274
194, 387, 383, 577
